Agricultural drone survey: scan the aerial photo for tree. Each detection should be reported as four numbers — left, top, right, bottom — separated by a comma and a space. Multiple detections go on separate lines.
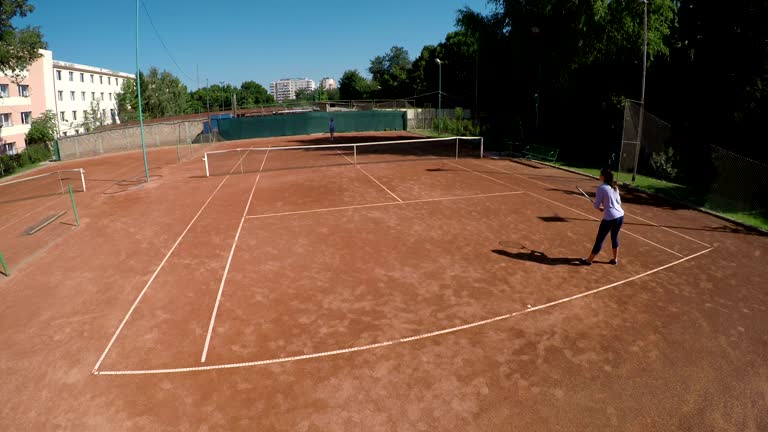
237, 81, 272, 107
0, 0, 46, 83
25, 110, 57, 145
339, 70, 376, 100
115, 68, 188, 120
81, 100, 104, 132
368, 46, 412, 98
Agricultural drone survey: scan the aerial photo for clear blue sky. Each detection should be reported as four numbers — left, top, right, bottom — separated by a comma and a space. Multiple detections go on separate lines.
22, 0, 493, 90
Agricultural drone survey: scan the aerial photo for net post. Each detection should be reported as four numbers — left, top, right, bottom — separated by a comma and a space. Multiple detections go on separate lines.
455, 137, 459, 159
80, 168, 87, 192
0, 251, 9, 277
68, 184, 80, 227
354, 144, 357, 165
480, 137, 484, 158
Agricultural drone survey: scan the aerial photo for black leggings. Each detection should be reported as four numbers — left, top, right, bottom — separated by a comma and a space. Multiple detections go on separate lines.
591, 216, 624, 255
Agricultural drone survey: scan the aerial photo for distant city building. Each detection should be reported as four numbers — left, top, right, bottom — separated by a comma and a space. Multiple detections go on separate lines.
52, 60, 134, 137
269, 78, 316, 102
0, 49, 55, 155
320, 77, 337, 90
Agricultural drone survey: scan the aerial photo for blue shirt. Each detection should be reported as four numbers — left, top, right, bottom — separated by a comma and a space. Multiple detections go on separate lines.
594, 183, 624, 220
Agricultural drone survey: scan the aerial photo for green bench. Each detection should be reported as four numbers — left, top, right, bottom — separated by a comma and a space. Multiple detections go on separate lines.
522, 144, 559, 162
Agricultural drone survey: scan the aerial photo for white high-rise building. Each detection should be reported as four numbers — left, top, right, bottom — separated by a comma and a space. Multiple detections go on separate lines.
320, 77, 336, 90
269, 78, 316, 103
51, 61, 134, 136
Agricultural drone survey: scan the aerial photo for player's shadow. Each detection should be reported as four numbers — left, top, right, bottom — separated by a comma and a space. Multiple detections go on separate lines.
491, 249, 582, 266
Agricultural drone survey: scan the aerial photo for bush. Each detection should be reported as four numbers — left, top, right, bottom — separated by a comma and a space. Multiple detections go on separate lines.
433, 107, 481, 137
0, 144, 52, 179
650, 147, 678, 181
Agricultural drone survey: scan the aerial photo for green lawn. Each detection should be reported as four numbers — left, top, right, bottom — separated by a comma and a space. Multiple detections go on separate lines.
554, 162, 768, 231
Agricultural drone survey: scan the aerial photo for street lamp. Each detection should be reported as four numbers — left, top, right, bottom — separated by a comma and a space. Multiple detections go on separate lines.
632, 0, 649, 183
219, 81, 225, 112
435, 58, 443, 134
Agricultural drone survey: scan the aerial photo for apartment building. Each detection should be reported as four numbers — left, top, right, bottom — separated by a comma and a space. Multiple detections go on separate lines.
0, 50, 56, 155
269, 78, 316, 103
319, 77, 337, 90
51, 61, 134, 136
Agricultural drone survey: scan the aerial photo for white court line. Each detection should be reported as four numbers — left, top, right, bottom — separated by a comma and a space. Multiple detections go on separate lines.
472, 160, 712, 249
245, 191, 525, 220
94, 247, 713, 376
335, 149, 402, 203
92, 176, 230, 373
444, 160, 522, 191
470, 160, 685, 257
201, 148, 271, 363
624, 213, 712, 248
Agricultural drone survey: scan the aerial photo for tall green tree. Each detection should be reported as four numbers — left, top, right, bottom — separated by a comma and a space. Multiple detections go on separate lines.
369, 46, 412, 98
115, 68, 188, 120
339, 70, 376, 100
25, 110, 56, 145
237, 81, 273, 107
0, 0, 46, 82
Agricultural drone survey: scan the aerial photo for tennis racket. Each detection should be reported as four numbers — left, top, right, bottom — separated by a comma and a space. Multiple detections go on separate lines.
576, 186, 593, 203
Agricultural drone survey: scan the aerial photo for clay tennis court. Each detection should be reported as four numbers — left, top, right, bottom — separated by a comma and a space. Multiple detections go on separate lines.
1, 131, 766, 431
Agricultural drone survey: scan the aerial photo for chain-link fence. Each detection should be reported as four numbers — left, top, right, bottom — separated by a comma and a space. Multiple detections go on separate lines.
616, 99, 767, 226
618, 100, 672, 178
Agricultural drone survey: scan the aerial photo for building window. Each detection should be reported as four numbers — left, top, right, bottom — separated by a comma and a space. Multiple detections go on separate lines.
70, 91, 76, 101
108, 77, 112, 85
83, 110, 88, 120
101, 109, 106, 120
0, 84, 8, 97
69, 71, 74, 81
91, 92, 96, 100
63, 131, 68, 136
72, 111, 77, 121
0, 142, 15, 156
18, 85, 29, 97
60, 111, 66, 121
116, 78, 120, 86
21, 111, 32, 124
75, 129, 80, 135
90, 74, 94, 83
109, 93, 112, 101
81, 91, 86, 101
80, 73, 85, 82
58, 91, 63, 101
110, 109, 116, 123
56, 70, 62, 80
0, 113, 12, 127
100, 92, 104, 100
99, 76, 103, 84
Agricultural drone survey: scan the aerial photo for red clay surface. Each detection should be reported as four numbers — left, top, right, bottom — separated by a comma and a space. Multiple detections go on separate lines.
0, 131, 766, 431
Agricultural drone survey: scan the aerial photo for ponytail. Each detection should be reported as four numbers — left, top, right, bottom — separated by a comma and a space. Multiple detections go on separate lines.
601, 168, 618, 191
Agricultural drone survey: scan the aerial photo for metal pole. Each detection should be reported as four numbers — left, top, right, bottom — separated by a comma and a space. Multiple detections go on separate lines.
632, 0, 648, 183
438, 60, 442, 135
136, 0, 150, 183
68, 184, 80, 227
80, 168, 86, 192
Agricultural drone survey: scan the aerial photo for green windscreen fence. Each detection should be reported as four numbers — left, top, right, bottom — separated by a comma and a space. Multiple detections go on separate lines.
218, 111, 407, 141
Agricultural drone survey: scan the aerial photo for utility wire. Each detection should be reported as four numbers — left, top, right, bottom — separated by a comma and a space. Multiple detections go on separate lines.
140, 0, 196, 85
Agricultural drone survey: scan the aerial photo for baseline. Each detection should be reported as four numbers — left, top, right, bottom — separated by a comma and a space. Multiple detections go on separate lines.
95, 248, 713, 376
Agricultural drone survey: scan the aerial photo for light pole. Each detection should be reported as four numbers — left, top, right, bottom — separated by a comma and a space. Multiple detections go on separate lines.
435, 58, 442, 134
136, 0, 149, 182
632, 0, 649, 183
219, 81, 225, 112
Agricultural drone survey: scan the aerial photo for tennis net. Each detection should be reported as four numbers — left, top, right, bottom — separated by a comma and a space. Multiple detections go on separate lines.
203, 136, 484, 177
0, 169, 86, 205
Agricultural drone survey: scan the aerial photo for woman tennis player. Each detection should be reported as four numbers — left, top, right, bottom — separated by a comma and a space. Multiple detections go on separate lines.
580, 168, 624, 266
